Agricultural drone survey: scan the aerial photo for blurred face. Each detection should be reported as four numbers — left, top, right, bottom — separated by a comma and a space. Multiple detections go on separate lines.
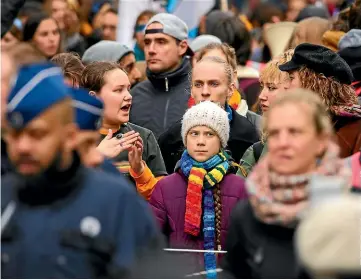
101, 11, 118, 41
32, 18, 60, 58
144, 22, 187, 73
186, 126, 221, 162
1, 32, 19, 51
4, 103, 77, 177
267, 103, 327, 175
288, 70, 302, 89
135, 16, 152, 50
119, 53, 141, 86
259, 75, 291, 112
1, 53, 14, 127
98, 69, 132, 126
191, 61, 233, 107
76, 131, 104, 168
64, 8, 79, 32
286, 0, 307, 21
51, 0, 67, 30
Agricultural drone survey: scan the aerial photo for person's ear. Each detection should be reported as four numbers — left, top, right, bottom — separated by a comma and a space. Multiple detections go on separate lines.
178, 40, 188, 56
63, 123, 79, 152
315, 133, 329, 157
227, 82, 235, 100
89, 91, 96, 96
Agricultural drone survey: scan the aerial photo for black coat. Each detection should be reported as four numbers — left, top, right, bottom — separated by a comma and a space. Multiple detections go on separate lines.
158, 107, 260, 174
222, 201, 310, 279
1, 0, 25, 38
130, 58, 192, 139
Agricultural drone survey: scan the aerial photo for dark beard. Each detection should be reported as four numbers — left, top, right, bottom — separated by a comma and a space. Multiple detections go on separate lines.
14, 149, 64, 188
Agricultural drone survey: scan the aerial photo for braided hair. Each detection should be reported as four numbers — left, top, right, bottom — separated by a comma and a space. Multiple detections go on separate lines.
212, 184, 222, 250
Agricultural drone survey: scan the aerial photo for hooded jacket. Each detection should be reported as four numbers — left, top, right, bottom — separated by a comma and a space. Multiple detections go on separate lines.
130, 58, 192, 139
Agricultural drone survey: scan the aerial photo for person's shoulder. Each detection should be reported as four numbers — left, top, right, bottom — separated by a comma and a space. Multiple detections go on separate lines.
130, 80, 153, 93
158, 118, 182, 142
155, 172, 185, 191
82, 167, 134, 196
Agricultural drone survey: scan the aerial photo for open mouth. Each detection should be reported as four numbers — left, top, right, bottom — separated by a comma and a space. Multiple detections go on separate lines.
120, 104, 131, 112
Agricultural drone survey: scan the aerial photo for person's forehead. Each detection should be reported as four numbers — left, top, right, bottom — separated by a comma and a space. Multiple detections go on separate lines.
119, 52, 135, 65
193, 62, 226, 79
202, 49, 227, 61
104, 69, 129, 85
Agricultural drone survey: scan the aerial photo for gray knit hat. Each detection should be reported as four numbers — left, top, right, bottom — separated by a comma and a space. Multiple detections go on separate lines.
82, 41, 133, 64
190, 35, 222, 53
181, 101, 229, 148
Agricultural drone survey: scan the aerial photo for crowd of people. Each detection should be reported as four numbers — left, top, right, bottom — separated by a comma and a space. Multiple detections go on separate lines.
1, 0, 361, 278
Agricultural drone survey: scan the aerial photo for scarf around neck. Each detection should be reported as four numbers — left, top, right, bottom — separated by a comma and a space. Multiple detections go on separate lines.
331, 104, 361, 119
180, 150, 230, 278
246, 141, 351, 227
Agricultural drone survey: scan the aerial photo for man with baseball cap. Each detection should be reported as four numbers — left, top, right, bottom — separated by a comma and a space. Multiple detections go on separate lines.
82, 40, 141, 86
130, 13, 193, 139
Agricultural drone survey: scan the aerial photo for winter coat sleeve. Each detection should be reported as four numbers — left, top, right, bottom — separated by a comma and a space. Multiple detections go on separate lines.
237, 145, 256, 178
149, 180, 168, 233
129, 161, 164, 201
1, 0, 26, 38
144, 130, 167, 177
221, 201, 252, 278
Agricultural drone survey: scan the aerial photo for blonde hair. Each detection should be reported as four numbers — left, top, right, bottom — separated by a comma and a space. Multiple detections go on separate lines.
264, 88, 333, 136
259, 49, 294, 85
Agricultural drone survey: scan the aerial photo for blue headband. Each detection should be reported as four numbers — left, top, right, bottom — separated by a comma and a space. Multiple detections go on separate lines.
69, 88, 103, 130
7, 63, 69, 129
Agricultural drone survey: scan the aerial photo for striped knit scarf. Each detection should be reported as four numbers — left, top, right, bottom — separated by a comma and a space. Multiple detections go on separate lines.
180, 150, 229, 279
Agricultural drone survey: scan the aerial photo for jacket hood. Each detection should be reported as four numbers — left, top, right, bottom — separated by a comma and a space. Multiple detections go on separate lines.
146, 58, 192, 91
338, 29, 361, 50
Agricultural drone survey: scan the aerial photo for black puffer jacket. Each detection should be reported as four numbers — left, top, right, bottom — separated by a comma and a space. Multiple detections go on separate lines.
130, 58, 192, 139
222, 201, 310, 279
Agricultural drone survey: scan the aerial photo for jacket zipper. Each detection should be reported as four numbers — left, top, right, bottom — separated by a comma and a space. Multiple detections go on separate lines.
165, 77, 169, 92
163, 97, 170, 131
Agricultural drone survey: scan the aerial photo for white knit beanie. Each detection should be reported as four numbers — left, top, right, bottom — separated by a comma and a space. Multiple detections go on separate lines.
181, 101, 230, 148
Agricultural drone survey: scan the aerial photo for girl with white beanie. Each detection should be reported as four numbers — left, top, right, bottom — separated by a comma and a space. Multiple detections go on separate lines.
149, 101, 247, 278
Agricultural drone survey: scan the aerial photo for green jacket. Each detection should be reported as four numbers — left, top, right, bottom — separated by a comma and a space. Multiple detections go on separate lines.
237, 141, 268, 178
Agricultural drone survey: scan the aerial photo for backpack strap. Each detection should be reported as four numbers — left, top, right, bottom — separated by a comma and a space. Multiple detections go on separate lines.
252, 141, 264, 163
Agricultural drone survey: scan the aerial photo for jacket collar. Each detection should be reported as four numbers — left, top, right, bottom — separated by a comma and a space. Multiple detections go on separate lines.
15, 151, 85, 206
229, 107, 258, 143
146, 58, 192, 92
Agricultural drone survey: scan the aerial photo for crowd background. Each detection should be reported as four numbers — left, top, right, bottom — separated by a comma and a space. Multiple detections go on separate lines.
1, 0, 361, 278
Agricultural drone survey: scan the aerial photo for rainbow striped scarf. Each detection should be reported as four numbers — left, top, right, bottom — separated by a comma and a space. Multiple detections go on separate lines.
180, 150, 229, 278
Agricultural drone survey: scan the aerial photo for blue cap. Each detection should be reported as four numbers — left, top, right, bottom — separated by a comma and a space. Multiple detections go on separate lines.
69, 88, 103, 131
7, 63, 69, 129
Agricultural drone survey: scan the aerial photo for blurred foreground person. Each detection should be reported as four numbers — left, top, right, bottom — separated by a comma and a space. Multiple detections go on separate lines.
344, 148, 361, 191
296, 196, 361, 278
150, 101, 247, 278
222, 89, 351, 278
1, 63, 163, 278
1, 43, 46, 176
68, 87, 120, 175
81, 62, 167, 200
279, 43, 361, 157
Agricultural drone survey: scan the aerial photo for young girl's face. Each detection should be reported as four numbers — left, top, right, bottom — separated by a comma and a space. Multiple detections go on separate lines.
186, 126, 221, 162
